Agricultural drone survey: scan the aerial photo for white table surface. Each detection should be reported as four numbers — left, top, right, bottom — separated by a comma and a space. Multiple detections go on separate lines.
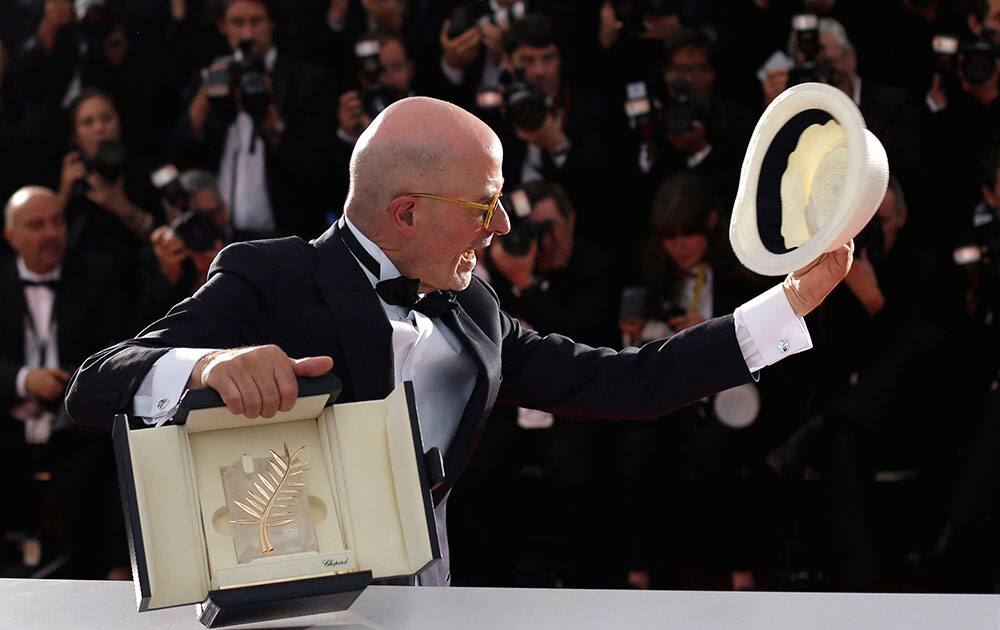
2, 578, 999, 630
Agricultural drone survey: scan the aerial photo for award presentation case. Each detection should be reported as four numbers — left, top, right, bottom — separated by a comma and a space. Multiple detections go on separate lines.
112, 375, 445, 627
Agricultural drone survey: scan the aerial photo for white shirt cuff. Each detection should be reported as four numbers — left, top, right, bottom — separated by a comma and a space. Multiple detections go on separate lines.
15, 366, 30, 399
439, 58, 465, 86
133, 348, 216, 424
733, 284, 812, 373
925, 92, 947, 113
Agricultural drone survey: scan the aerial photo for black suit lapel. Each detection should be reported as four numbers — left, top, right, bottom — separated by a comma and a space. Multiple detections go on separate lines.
438, 302, 500, 482
312, 224, 394, 402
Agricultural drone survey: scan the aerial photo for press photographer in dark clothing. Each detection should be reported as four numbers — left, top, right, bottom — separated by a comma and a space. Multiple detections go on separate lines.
55, 89, 160, 271
169, 0, 336, 240
134, 168, 230, 331
478, 14, 624, 247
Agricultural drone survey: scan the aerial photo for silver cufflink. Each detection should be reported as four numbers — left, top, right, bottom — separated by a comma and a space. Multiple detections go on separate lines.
156, 398, 170, 410
777, 339, 789, 353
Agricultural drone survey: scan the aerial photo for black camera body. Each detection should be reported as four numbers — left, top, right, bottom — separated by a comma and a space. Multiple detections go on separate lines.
619, 286, 685, 321
663, 79, 711, 135
202, 40, 272, 123
72, 139, 127, 197
447, 0, 493, 38
499, 188, 553, 257
960, 36, 1000, 86
788, 13, 832, 87
499, 69, 549, 131
171, 210, 222, 253
360, 83, 405, 120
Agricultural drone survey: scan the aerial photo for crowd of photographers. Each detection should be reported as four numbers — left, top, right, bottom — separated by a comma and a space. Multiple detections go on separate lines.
2, 0, 1000, 594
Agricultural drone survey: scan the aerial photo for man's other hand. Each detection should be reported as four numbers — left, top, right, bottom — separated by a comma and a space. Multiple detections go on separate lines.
26, 367, 71, 402
782, 240, 854, 317
186, 345, 334, 418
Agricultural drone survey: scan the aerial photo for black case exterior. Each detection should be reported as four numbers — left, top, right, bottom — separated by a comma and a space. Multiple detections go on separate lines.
199, 571, 373, 627
112, 374, 442, 628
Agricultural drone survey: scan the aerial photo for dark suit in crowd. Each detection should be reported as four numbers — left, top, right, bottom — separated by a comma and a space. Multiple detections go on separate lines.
0, 251, 128, 578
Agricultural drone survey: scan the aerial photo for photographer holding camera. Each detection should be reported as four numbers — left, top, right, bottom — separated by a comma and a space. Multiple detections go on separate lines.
55, 88, 160, 272
627, 28, 753, 222
336, 33, 416, 145
170, 0, 335, 240
481, 14, 620, 246
135, 168, 230, 328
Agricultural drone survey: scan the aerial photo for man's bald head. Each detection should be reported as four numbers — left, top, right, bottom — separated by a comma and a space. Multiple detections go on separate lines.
345, 97, 502, 228
4, 186, 67, 274
4, 186, 59, 229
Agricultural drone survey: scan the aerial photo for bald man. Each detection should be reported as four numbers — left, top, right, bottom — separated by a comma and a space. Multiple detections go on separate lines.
2, 186, 127, 577
66, 97, 851, 586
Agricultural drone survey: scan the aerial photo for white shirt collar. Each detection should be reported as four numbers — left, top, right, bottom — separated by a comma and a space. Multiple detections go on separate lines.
852, 76, 862, 106
343, 215, 403, 286
687, 143, 714, 169
17, 257, 61, 282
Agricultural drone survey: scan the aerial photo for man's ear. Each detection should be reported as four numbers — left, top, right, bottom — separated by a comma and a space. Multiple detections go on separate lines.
387, 195, 419, 236
3, 227, 15, 250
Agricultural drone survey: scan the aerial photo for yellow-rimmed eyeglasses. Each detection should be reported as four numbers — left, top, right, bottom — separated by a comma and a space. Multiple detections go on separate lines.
410, 191, 502, 229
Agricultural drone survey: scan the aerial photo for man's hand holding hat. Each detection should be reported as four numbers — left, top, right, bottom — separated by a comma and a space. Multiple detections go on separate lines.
782, 240, 853, 317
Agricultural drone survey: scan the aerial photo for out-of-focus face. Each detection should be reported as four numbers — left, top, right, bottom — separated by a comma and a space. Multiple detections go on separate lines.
189, 188, 230, 234
817, 31, 857, 96
73, 94, 121, 159
985, 0, 1000, 34
220, 0, 273, 55
664, 46, 715, 99
531, 197, 574, 272
660, 233, 709, 272
408, 136, 511, 292
378, 39, 415, 93
510, 44, 561, 99
4, 192, 67, 274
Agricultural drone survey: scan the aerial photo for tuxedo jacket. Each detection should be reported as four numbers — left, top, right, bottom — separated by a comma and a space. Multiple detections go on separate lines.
0, 252, 124, 409
66, 222, 751, 500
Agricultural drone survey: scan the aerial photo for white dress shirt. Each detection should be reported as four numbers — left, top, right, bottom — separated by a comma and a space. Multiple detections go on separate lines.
132, 224, 811, 445
13, 258, 62, 444
217, 48, 279, 234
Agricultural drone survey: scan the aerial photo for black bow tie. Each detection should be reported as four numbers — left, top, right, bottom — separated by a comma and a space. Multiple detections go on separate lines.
376, 276, 457, 318
21, 278, 60, 291
338, 217, 457, 318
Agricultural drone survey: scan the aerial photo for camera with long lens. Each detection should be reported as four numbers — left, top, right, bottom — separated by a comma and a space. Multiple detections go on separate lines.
499, 188, 554, 257
73, 139, 127, 196
662, 79, 710, 134
170, 211, 222, 253
960, 32, 1000, 86
610, 0, 680, 37
201, 39, 272, 124
493, 69, 549, 132
150, 164, 188, 212
352, 38, 405, 121
788, 14, 831, 86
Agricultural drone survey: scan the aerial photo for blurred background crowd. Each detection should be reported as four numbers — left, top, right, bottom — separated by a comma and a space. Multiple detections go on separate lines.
2, 0, 1000, 595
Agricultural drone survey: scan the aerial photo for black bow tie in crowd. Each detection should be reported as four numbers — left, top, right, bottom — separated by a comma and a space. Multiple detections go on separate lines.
338, 218, 457, 318
21, 278, 60, 291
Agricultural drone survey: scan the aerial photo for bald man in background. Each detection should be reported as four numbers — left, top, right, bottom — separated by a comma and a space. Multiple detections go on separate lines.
66, 97, 851, 585
2, 187, 127, 578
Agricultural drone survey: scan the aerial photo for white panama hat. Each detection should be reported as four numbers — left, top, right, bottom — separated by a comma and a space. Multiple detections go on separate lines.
729, 82, 890, 277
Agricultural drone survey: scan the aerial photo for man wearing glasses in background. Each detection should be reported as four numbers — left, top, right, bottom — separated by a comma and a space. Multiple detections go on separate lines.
66, 96, 851, 587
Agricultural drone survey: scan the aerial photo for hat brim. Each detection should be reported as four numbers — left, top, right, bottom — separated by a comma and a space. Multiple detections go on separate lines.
729, 83, 889, 277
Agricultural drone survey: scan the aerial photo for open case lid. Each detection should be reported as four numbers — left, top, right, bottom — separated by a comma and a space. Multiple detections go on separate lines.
113, 375, 443, 615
